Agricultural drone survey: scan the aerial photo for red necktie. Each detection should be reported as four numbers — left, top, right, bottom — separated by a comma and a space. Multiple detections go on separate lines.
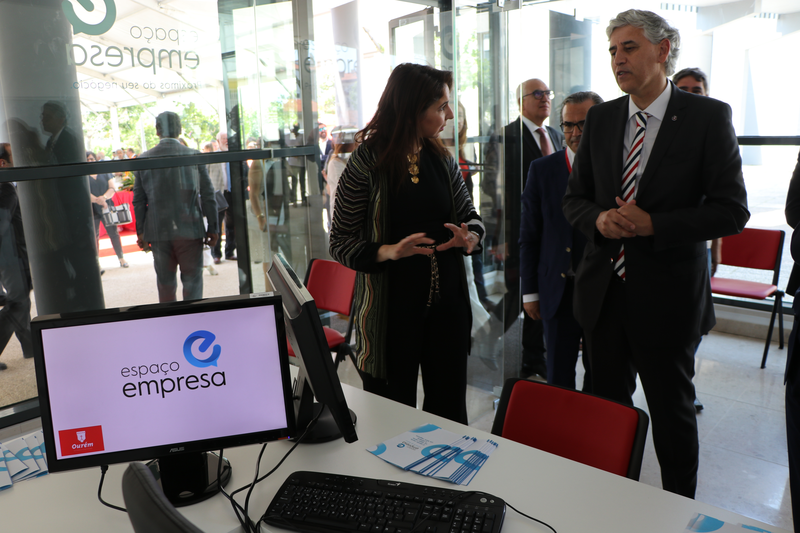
536, 128, 553, 156
614, 112, 648, 280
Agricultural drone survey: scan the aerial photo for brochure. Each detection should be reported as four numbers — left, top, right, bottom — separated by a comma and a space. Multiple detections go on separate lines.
367, 423, 497, 486
685, 513, 773, 532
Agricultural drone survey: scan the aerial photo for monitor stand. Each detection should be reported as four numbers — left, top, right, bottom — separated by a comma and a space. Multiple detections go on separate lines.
153, 451, 232, 507
294, 402, 358, 444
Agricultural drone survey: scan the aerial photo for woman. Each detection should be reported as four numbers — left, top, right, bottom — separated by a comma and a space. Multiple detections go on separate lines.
329, 63, 484, 424
87, 151, 128, 268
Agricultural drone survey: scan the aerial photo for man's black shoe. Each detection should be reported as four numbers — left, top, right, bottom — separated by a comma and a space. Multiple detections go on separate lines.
694, 397, 704, 412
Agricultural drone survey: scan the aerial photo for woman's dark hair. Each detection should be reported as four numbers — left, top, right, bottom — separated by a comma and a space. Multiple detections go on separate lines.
356, 63, 453, 185
85, 151, 96, 160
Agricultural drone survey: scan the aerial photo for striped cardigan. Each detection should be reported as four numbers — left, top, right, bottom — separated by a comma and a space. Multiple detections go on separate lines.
329, 143, 484, 380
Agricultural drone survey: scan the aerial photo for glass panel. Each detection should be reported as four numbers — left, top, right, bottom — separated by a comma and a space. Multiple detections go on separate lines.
225, 0, 316, 283
0, 0, 245, 424
308, 0, 510, 422
452, 1, 509, 408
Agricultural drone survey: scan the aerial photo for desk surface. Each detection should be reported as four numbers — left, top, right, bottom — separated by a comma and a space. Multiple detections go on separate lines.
0, 384, 789, 533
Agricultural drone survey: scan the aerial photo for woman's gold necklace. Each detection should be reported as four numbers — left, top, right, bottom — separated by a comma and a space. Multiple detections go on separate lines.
407, 153, 420, 184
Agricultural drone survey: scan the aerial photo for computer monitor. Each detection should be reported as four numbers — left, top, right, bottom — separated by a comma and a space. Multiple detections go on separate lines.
31, 293, 295, 507
267, 254, 358, 444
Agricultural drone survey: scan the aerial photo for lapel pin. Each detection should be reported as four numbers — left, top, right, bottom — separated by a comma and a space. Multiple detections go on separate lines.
672, 115, 677, 121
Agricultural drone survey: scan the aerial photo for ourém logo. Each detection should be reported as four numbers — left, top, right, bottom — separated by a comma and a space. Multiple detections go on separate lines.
62, 0, 117, 36
183, 330, 221, 368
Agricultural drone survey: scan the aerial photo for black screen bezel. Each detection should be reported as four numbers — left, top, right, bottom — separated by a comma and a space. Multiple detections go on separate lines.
268, 254, 358, 443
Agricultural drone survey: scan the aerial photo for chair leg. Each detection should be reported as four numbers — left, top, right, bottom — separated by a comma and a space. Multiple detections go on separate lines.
761, 296, 780, 369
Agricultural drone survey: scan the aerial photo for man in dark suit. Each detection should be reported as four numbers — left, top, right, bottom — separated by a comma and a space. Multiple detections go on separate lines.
784, 148, 800, 531
562, 10, 749, 498
133, 112, 218, 302
0, 144, 33, 369
496, 78, 563, 378
41, 101, 81, 164
520, 91, 602, 390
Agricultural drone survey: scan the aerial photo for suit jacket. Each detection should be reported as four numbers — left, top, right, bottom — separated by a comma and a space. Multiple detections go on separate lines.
503, 118, 564, 272
520, 149, 585, 320
785, 149, 800, 381
48, 127, 81, 164
133, 138, 218, 242
784, 149, 800, 296
562, 82, 749, 341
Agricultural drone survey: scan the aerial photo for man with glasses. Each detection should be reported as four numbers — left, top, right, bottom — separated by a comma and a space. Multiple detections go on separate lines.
520, 91, 602, 390
672, 67, 716, 413
495, 78, 563, 379
563, 10, 748, 498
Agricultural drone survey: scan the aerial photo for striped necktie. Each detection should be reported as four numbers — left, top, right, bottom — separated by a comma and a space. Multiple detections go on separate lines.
614, 111, 648, 280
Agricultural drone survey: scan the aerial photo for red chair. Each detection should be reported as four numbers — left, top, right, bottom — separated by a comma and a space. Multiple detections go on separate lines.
285, 258, 357, 370
710, 228, 785, 368
491, 378, 649, 480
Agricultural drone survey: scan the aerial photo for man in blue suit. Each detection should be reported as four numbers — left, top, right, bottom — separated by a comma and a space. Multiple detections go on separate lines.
520, 91, 602, 389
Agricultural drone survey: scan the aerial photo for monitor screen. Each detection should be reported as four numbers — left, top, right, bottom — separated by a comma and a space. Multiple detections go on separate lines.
32, 293, 295, 506
267, 254, 358, 444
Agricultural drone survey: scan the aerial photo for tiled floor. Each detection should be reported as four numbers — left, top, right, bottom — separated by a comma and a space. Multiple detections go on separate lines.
338, 330, 795, 531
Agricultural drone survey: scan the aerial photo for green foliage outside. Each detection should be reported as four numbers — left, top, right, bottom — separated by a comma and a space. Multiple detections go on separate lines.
82, 100, 220, 156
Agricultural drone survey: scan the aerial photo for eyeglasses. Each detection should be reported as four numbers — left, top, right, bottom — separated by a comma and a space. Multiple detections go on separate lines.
560, 120, 585, 133
522, 90, 554, 100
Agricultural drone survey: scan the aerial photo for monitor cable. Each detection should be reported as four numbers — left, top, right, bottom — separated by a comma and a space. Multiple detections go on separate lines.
219, 405, 323, 533
97, 464, 127, 513
506, 500, 557, 533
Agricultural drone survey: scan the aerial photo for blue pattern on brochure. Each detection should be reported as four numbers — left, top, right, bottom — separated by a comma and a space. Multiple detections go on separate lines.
411, 424, 440, 433
367, 424, 498, 486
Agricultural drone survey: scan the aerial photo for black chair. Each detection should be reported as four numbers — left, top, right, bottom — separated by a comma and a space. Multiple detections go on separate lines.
122, 462, 204, 533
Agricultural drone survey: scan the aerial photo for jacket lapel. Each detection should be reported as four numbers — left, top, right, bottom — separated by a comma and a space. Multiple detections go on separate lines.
611, 96, 629, 197
522, 123, 541, 161
637, 82, 686, 198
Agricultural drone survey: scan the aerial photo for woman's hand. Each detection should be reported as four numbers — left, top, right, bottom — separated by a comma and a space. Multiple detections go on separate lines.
437, 223, 479, 254
377, 233, 435, 262
91, 195, 106, 207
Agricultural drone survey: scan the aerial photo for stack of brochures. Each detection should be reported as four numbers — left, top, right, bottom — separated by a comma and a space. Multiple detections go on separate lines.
684, 513, 772, 532
0, 430, 48, 491
367, 424, 497, 486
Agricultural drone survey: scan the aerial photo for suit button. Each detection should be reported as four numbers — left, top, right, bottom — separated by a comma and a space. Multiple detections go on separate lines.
566, 247, 571, 252
561, 273, 566, 278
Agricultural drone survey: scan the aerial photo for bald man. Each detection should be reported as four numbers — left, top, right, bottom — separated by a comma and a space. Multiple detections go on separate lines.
495, 78, 564, 378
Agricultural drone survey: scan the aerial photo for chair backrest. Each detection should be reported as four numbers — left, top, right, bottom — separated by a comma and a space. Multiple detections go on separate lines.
720, 228, 784, 283
122, 462, 204, 533
304, 258, 357, 317
491, 378, 649, 480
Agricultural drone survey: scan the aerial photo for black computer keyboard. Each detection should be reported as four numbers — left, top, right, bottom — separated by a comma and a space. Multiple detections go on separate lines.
262, 470, 506, 533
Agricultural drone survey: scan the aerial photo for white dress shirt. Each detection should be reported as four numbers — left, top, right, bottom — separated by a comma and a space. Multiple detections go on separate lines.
623, 80, 672, 193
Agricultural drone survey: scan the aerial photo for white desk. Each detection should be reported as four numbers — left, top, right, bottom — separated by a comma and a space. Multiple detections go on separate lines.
0, 384, 790, 533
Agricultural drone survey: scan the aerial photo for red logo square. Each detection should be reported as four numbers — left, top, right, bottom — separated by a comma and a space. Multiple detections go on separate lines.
58, 425, 105, 457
